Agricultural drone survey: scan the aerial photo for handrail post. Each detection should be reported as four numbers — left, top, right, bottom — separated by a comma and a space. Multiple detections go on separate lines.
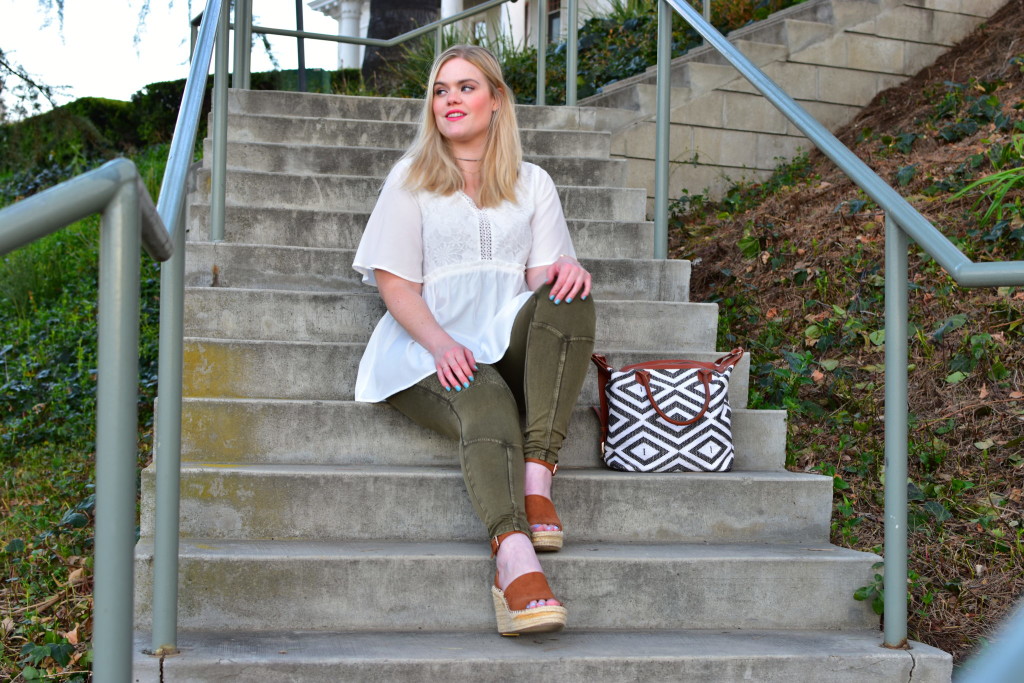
212, 3, 230, 242
296, 0, 308, 92
535, 0, 547, 106
92, 180, 142, 683
883, 216, 910, 648
566, 0, 578, 106
233, 0, 253, 89
150, 219, 186, 655
653, 0, 672, 259
436, 26, 444, 61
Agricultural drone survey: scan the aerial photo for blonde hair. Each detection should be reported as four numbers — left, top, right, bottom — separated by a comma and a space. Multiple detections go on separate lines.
403, 45, 522, 208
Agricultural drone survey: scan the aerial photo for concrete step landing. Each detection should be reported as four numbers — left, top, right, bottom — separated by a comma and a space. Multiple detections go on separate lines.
134, 628, 953, 683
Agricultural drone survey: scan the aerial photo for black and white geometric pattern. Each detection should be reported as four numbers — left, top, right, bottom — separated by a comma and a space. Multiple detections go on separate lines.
603, 366, 735, 472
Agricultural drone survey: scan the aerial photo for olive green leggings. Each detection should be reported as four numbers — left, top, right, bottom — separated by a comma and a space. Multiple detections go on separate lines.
387, 284, 596, 539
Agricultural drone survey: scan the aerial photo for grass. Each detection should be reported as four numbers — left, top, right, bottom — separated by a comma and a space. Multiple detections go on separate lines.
0, 148, 166, 681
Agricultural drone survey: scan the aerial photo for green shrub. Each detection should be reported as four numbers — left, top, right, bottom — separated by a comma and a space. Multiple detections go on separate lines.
381, 0, 807, 105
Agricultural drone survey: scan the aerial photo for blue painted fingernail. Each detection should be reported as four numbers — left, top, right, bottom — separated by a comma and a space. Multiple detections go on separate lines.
468, 375, 475, 381
463, 381, 470, 388
554, 299, 561, 305
548, 294, 554, 301
455, 385, 462, 392
582, 294, 587, 300
444, 386, 451, 392
566, 297, 573, 303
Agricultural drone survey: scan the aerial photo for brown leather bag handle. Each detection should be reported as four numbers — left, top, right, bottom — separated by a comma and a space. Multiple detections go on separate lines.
634, 368, 714, 426
591, 354, 614, 440
590, 348, 743, 440
620, 348, 745, 374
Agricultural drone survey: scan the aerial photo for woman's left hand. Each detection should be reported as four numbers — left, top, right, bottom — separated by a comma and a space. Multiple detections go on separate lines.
544, 255, 592, 304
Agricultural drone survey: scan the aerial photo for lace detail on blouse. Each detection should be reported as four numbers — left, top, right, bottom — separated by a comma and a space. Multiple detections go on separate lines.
479, 211, 493, 260
459, 191, 493, 261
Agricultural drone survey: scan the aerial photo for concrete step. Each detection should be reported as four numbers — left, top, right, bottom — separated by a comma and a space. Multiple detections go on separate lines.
186, 205, 655, 259
727, 17, 836, 53
134, 628, 952, 682
184, 243, 689, 300
227, 88, 638, 131
698, 39, 789, 68
142, 464, 832, 544
196, 169, 647, 221
183, 288, 719, 348
206, 141, 630, 187
179, 340, 746, 407
586, 83, 692, 114
579, 0, 849, 110
668, 61, 740, 93
844, 5, 989, 57
177, 399, 783, 470
227, 114, 613, 158
134, 539, 880, 631
905, 0, 1008, 17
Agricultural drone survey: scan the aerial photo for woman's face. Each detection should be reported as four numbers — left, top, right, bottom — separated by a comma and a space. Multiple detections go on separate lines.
431, 57, 500, 150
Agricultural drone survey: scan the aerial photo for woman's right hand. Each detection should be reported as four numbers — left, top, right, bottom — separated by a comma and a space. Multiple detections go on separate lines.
431, 340, 478, 392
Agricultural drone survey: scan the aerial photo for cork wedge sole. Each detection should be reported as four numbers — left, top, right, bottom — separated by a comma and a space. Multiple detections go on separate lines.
529, 529, 563, 552
491, 585, 568, 636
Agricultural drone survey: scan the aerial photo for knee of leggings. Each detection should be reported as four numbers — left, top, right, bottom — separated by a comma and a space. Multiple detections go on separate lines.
535, 289, 595, 335
455, 375, 522, 445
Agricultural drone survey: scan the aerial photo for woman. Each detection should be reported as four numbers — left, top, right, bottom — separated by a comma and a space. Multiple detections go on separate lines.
352, 45, 595, 636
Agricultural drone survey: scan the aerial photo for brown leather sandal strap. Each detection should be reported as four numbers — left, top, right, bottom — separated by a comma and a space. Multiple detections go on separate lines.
525, 495, 562, 528
502, 572, 556, 611
525, 457, 557, 475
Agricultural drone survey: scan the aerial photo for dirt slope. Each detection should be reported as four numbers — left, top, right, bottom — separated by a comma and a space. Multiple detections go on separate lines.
670, 0, 1024, 662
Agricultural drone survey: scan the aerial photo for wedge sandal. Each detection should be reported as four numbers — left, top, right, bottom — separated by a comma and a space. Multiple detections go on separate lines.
489, 531, 567, 636
491, 571, 567, 636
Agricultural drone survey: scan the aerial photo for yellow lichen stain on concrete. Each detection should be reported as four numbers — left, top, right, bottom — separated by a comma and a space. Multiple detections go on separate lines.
181, 402, 256, 463
183, 341, 246, 399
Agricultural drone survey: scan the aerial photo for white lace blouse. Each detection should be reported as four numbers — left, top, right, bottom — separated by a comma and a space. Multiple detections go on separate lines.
352, 159, 576, 403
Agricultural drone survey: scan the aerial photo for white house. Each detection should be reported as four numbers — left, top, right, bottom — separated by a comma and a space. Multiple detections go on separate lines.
308, 0, 615, 70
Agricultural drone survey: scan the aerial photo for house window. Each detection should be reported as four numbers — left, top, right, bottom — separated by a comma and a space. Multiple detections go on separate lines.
547, 0, 560, 41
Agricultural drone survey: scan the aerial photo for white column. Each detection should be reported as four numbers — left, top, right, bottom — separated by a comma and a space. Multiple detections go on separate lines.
502, 1, 526, 48
359, 1, 370, 67
441, 0, 463, 18
340, 0, 362, 68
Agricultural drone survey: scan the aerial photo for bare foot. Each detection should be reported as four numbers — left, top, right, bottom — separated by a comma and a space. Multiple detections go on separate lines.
524, 461, 560, 533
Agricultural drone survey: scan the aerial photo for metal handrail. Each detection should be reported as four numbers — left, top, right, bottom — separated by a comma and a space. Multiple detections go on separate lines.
654, 0, 1024, 649
150, 0, 230, 659
0, 161, 170, 682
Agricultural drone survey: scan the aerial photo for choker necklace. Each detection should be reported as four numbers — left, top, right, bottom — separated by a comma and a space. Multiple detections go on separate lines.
456, 157, 481, 162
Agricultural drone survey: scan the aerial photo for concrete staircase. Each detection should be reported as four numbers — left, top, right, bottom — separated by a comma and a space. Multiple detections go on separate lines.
582, 0, 1009, 201
129, 85, 953, 680
132, 0, 978, 667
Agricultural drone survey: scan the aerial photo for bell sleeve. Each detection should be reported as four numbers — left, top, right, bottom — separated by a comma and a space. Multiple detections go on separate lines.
352, 161, 424, 287
525, 164, 576, 270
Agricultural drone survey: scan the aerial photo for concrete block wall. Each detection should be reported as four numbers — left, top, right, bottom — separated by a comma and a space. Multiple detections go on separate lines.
582, 0, 1010, 205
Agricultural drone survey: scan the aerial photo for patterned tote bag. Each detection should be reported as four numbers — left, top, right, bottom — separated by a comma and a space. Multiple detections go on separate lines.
591, 348, 744, 472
